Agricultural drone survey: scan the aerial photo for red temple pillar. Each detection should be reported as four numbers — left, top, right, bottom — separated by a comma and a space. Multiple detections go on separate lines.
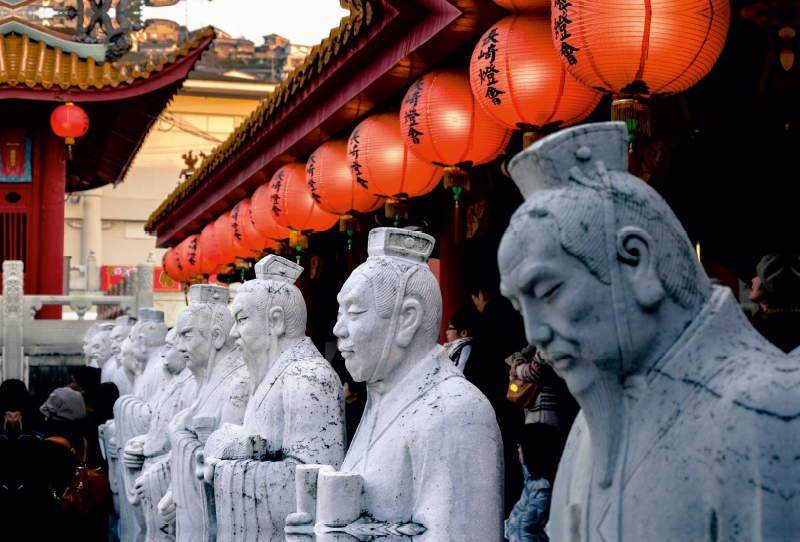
36, 130, 66, 319
438, 202, 472, 343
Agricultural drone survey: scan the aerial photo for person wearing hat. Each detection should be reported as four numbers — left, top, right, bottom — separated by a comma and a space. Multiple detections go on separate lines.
33, 387, 106, 542
749, 253, 800, 353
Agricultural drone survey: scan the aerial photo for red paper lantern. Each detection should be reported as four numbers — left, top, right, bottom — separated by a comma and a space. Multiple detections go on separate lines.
401, 68, 512, 172
492, 0, 550, 11
551, 0, 729, 139
306, 139, 382, 231
266, 163, 339, 251
250, 184, 292, 242
178, 235, 201, 279
50, 102, 89, 160
470, 13, 601, 146
348, 113, 443, 219
163, 247, 190, 284
213, 211, 247, 262
230, 198, 268, 253
199, 223, 225, 271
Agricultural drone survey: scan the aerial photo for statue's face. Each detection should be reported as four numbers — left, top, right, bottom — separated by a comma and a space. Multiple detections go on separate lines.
162, 330, 185, 375
83, 330, 94, 359
334, 273, 392, 383
110, 326, 129, 357
176, 312, 209, 372
120, 336, 138, 375
231, 293, 269, 369
498, 216, 620, 394
87, 334, 111, 366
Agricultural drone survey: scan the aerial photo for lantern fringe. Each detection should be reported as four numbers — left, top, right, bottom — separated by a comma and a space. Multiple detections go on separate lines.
289, 229, 309, 251
612, 97, 651, 153
276, 240, 294, 256
443, 167, 471, 191
339, 214, 361, 233
385, 195, 409, 220
523, 131, 544, 149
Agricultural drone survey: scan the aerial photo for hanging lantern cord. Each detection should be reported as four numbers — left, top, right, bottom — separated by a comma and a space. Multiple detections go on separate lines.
66, 137, 75, 160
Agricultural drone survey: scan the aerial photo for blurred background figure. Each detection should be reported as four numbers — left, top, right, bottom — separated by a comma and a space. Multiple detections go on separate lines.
749, 253, 800, 353
444, 310, 479, 373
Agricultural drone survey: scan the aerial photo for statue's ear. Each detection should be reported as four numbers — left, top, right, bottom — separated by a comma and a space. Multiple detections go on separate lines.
616, 226, 665, 311
396, 298, 423, 348
211, 326, 226, 350
268, 306, 286, 337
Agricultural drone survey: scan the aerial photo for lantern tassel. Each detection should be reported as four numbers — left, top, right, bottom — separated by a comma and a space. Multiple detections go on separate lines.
612, 97, 651, 161
385, 195, 409, 220
523, 131, 544, 149
454, 199, 460, 244
66, 137, 75, 161
339, 214, 361, 233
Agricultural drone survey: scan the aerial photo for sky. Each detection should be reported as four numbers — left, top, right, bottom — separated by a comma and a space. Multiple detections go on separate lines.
141, 0, 350, 46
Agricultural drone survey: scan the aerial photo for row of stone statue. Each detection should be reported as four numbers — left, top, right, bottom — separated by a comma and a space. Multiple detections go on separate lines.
96, 122, 798, 542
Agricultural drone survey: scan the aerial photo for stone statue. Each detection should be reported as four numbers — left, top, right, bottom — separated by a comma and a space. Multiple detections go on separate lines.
292, 228, 504, 540
87, 322, 114, 371
158, 285, 250, 542
200, 255, 346, 542
83, 323, 105, 368
103, 315, 137, 385
498, 122, 800, 541
121, 327, 196, 542
113, 309, 169, 542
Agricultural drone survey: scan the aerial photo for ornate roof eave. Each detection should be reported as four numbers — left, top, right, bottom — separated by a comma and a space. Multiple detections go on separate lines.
0, 25, 216, 100
146, 0, 507, 244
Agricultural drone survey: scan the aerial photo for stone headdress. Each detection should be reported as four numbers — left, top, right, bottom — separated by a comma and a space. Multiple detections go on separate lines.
507, 122, 709, 373
238, 255, 306, 337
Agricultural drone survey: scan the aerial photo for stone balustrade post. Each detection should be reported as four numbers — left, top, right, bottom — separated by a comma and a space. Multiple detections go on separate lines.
136, 263, 154, 313
2, 261, 26, 385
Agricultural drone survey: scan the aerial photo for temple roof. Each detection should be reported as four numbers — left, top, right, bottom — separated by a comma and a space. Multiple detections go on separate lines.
0, 21, 215, 96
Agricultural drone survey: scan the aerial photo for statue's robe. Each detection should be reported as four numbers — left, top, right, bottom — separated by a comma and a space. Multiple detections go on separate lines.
115, 353, 169, 542
339, 346, 504, 541
133, 368, 196, 542
550, 287, 800, 542
209, 337, 346, 542
170, 349, 249, 542
101, 356, 118, 383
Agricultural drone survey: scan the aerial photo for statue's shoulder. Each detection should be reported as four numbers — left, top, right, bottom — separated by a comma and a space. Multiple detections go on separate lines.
422, 371, 497, 424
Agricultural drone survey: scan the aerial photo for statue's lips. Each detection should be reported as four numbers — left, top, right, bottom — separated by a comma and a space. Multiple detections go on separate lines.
339, 348, 355, 359
547, 353, 574, 370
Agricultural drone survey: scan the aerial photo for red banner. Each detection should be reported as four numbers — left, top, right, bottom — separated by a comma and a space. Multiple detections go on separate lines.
102, 266, 182, 293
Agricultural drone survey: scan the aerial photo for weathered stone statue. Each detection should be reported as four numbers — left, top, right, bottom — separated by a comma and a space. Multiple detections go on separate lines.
121, 327, 196, 542
158, 285, 249, 542
293, 228, 503, 541
87, 322, 114, 371
84, 323, 109, 368
498, 122, 800, 541
200, 255, 346, 542
114, 309, 169, 542
103, 315, 137, 385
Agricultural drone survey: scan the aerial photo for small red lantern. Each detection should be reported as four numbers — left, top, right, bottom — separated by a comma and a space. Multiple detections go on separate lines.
231, 198, 268, 253
199, 223, 225, 272
50, 102, 89, 160
250, 183, 292, 247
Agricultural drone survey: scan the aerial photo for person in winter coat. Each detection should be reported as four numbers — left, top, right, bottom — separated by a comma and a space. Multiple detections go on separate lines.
505, 423, 566, 542
34, 387, 107, 542
443, 310, 479, 373
749, 253, 800, 353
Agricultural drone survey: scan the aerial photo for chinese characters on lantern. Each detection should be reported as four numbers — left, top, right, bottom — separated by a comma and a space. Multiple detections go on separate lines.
187, 237, 199, 266
230, 205, 244, 242
403, 80, 425, 144
348, 129, 369, 189
306, 153, 322, 204
477, 28, 506, 105
271, 170, 285, 217
554, 0, 579, 65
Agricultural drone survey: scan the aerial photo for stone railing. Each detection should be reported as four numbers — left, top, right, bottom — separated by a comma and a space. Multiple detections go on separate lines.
0, 260, 154, 385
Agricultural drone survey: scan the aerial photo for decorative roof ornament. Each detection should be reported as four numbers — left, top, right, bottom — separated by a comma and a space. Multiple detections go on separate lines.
189, 284, 230, 306
367, 228, 434, 265
255, 255, 303, 284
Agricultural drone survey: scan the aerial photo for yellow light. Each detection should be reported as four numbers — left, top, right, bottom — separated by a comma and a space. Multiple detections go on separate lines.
509, 383, 518, 392
695, 241, 701, 262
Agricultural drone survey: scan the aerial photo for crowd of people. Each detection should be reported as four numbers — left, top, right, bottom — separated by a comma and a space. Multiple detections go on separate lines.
0, 251, 797, 542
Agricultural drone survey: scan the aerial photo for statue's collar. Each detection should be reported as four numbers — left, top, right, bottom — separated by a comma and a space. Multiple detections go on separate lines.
259, 336, 318, 395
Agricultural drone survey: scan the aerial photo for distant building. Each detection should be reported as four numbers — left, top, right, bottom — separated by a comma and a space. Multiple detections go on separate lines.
137, 19, 188, 56
212, 30, 256, 61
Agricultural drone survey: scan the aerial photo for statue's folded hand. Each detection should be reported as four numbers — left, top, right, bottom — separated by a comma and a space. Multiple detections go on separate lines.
133, 474, 147, 501
123, 436, 146, 469
158, 487, 176, 525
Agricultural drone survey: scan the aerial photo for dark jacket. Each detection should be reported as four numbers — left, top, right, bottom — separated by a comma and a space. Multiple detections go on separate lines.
753, 309, 800, 353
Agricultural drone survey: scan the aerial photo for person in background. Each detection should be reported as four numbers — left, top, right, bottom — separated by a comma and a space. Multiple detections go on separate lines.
444, 310, 479, 373
749, 253, 800, 353
509, 346, 579, 438
0, 379, 44, 541
35, 387, 107, 542
467, 276, 528, 516
504, 423, 565, 542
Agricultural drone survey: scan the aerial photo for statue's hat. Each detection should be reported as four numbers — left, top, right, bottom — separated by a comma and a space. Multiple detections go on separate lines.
98, 322, 116, 332
507, 122, 628, 199
138, 308, 165, 322
115, 315, 137, 326
368, 228, 435, 265
255, 255, 303, 284
189, 284, 230, 305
